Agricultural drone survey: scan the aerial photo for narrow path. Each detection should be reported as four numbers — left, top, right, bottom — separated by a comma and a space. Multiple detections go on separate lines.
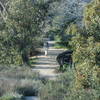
32, 41, 65, 80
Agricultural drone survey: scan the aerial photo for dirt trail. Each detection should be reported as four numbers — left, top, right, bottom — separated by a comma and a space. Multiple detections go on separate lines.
32, 41, 65, 80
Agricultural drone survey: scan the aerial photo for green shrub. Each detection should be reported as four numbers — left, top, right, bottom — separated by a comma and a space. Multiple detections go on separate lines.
0, 96, 16, 100
58, 64, 73, 72
39, 69, 100, 100
64, 88, 99, 100
39, 70, 75, 100
0, 93, 21, 100
16, 79, 43, 96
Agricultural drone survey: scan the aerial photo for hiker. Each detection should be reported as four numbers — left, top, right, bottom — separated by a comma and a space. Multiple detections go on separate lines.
44, 42, 49, 56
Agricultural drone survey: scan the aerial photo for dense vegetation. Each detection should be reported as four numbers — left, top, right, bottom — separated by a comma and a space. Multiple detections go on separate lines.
0, 0, 100, 100
0, 0, 52, 65
0, 65, 42, 100
39, 0, 100, 100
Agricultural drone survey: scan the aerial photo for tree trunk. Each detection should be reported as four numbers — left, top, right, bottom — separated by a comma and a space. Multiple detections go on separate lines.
21, 50, 29, 65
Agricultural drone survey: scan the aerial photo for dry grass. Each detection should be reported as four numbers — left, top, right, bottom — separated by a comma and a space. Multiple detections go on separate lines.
0, 65, 42, 98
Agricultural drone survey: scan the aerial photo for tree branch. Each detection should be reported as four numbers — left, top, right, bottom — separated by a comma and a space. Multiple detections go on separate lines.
0, 1, 7, 22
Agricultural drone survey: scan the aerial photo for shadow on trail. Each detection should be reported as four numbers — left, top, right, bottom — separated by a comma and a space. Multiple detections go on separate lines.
31, 41, 65, 80
32, 66, 57, 69
36, 58, 57, 62
31, 62, 56, 65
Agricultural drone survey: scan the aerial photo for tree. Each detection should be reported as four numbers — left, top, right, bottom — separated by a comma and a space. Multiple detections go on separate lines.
69, 0, 100, 89
0, 0, 50, 65
45, 0, 88, 45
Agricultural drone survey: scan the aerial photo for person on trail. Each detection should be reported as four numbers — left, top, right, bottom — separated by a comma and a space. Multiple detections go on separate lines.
44, 41, 49, 56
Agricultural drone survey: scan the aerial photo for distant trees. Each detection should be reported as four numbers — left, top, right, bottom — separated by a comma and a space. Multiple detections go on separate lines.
46, 0, 86, 46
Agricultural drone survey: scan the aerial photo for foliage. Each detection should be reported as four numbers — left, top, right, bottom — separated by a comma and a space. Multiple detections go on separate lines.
68, 0, 100, 93
58, 64, 73, 72
43, 1, 100, 100
0, 66, 41, 97
54, 35, 69, 48
45, 0, 85, 47
39, 70, 75, 100
66, 24, 79, 35
0, 93, 21, 100
0, 0, 49, 65
84, 0, 100, 42
64, 88, 99, 100
0, 30, 23, 65
0, 0, 99, 99
39, 69, 99, 100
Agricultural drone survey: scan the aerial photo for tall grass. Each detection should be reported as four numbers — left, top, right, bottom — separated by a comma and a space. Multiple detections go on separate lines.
39, 69, 100, 100
0, 65, 42, 99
